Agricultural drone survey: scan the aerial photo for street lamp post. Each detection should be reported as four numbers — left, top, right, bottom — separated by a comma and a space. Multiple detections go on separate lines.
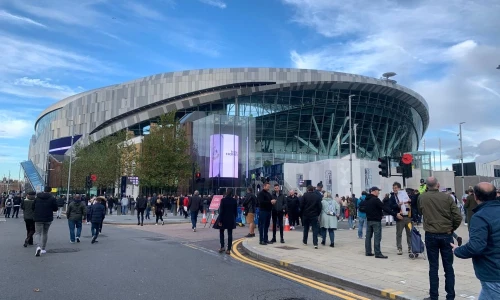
459, 122, 465, 194
65, 119, 75, 211
348, 94, 355, 195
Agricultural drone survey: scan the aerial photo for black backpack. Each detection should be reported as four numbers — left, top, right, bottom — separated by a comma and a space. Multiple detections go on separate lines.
358, 199, 367, 213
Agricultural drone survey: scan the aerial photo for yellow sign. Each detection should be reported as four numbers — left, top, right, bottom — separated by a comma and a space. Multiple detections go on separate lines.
51, 188, 58, 193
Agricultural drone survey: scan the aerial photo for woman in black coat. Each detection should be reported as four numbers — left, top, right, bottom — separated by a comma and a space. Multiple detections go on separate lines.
218, 188, 238, 255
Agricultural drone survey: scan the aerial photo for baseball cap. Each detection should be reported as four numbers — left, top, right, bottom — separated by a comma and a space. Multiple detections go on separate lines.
369, 186, 381, 192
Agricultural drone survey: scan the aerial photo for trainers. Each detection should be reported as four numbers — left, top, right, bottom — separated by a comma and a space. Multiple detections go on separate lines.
76, 237, 80, 243
70, 241, 75, 244
35, 247, 41, 257
193, 228, 196, 232
314, 245, 318, 249
91, 236, 97, 244
41, 250, 46, 254
162, 221, 164, 225
397, 249, 403, 255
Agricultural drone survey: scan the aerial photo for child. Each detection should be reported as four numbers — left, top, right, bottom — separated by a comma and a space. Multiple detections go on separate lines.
89, 197, 106, 244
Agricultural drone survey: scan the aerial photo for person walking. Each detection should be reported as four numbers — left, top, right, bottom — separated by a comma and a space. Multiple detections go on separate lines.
33, 186, 58, 257
55, 195, 65, 219
356, 191, 367, 239
363, 187, 402, 259
216, 188, 237, 255
120, 194, 128, 215
271, 184, 286, 244
286, 190, 300, 229
21, 191, 36, 247
347, 198, 356, 230
242, 187, 256, 238
300, 185, 322, 249
451, 182, 500, 299
12, 193, 22, 218
418, 177, 463, 300
389, 182, 412, 255
188, 191, 202, 232
257, 182, 273, 245
4, 195, 13, 218
89, 197, 106, 244
320, 192, 340, 247
66, 194, 86, 243
135, 195, 147, 226
464, 188, 477, 230
154, 198, 165, 225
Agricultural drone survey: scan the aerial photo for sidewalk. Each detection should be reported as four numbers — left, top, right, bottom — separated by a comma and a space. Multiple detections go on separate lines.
242, 224, 479, 300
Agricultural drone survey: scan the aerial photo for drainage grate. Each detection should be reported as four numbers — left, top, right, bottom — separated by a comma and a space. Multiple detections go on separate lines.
275, 246, 299, 250
46, 248, 80, 253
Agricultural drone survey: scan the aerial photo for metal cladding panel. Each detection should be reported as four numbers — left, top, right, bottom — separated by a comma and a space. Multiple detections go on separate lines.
48, 135, 82, 155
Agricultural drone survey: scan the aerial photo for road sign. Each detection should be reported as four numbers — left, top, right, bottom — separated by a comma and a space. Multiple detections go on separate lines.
90, 174, 97, 181
209, 195, 223, 210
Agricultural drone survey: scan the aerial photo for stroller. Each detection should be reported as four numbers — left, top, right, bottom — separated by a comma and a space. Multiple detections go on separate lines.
409, 223, 426, 260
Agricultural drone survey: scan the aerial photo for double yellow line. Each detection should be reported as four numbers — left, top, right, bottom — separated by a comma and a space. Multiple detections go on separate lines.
231, 239, 371, 300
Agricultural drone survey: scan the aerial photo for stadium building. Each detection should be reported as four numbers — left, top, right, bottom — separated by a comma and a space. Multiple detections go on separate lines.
24, 68, 429, 195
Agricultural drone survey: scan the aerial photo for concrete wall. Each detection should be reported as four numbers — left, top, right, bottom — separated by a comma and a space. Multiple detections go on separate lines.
432, 170, 456, 191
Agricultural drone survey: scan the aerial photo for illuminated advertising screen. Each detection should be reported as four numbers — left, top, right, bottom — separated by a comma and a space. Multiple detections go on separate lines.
209, 134, 239, 178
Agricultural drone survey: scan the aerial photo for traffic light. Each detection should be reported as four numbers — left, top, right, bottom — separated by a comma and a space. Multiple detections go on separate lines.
399, 154, 413, 179
85, 175, 92, 189
195, 172, 201, 183
378, 156, 390, 178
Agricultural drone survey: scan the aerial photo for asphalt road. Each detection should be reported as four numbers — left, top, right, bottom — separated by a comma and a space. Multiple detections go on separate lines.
0, 216, 373, 300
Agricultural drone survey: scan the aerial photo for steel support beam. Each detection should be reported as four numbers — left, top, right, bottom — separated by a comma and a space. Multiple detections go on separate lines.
295, 136, 319, 154
312, 117, 327, 154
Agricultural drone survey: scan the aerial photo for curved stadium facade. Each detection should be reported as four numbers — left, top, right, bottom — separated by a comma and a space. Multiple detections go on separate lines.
29, 68, 429, 191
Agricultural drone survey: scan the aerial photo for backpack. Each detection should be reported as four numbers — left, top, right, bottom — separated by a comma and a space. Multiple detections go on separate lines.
358, 199, 367, 213
326, 200, 336, 216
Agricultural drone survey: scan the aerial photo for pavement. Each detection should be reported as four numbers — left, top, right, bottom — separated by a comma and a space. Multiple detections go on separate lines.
0, 214, 377, 300
101, 211, 192, 225
242, 222, 480, 300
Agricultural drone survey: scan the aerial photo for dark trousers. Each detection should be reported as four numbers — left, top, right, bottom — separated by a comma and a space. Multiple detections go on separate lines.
321, 228, 335, 244
156, 212, 163, 223
425, 232, 455, 300
190, 211, 198, 229
219, 228, 233, 250
145, 207, 151, 219
25, 219, 35, 244
302, 216, 319, 246
271, 210, 284, 240
109, 207, 113, 215
137, 208, 145, 224
91, 222, 101, 239
365, 221, 382, 255
5, 207, 11, 217
13, 206, 20, 218
258, 210, 271, 243
288, 209, 299, 226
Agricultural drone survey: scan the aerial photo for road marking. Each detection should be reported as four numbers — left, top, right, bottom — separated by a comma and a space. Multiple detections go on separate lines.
381, 289, 395, 297
231, 239, 370, 300
389, 291, 404, 299
279, 260, 293, 267
381, 288, 404, 299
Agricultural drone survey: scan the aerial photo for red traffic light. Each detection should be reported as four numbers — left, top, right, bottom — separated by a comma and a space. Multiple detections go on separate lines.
401, 153, 413, 165
195, 172, 201, 178
90, 174, 97, 181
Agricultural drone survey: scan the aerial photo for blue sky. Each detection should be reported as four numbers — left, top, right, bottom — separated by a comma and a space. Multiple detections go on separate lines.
0, 0, 499, 179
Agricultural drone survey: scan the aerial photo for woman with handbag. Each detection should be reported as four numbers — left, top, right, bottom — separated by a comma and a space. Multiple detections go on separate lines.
216, 188, 238, 255
320, 192, 340, 247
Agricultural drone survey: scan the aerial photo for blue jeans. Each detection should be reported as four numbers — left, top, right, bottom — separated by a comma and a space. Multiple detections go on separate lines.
425, 232, 455, 300
121, 205, 128, 215
320, 228, 335, 244
146, 207, 151, 219
258, 210, 271, 243
91, 222, 100, 239
68, 220, 82, 242
302, 216, 319, 246
190, 211, 198, 229
357, 217, 366, 238
480, 281, 500, 300
348, 216, 354, 228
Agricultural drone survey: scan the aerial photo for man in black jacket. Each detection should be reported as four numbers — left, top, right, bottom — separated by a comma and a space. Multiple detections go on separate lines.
33, 186, 58, 257
257, 182, 273, 245
12, 193, 22, 218
300, 185, 322, 249
364, 187, 402, 259
135, 195, 147, 226
90, 197, 106, 244
286, 190, 300, 229
242, 187, 257, 238
271, 184, 287, 244
188, 191, 202, 232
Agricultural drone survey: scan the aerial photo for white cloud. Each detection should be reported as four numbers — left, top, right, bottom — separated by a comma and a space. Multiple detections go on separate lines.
284, 0, 500, 144
0, 9, 47, 27
164, 31, 221, 57
199, 0, 227, 9
124, 2, 163, 20
0, 77, 82, 99
0, 110, 32, 139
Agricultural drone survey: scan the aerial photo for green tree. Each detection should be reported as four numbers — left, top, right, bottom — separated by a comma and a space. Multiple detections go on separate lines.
136, 111, 193, 190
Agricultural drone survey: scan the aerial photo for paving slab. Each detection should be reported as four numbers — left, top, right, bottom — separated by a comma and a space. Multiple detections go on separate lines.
242, 224, 480, 300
